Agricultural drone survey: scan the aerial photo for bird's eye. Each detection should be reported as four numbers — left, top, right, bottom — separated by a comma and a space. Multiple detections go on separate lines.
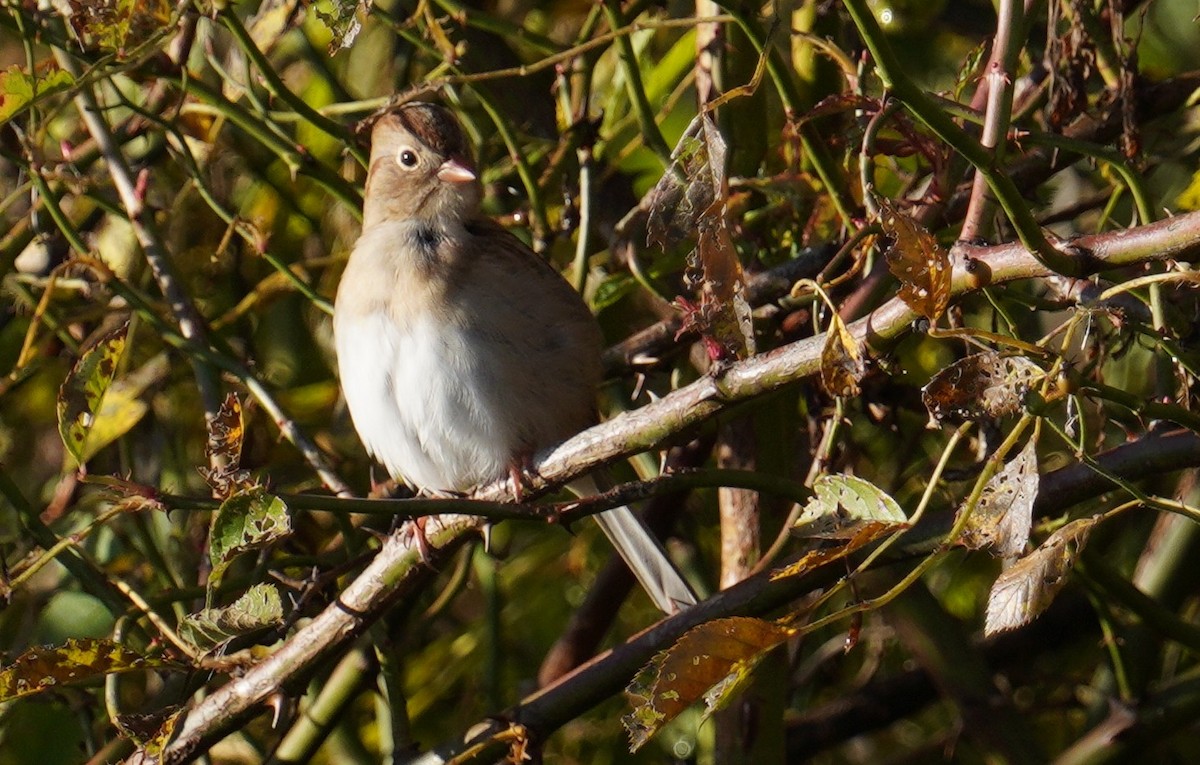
397, 148, 419, 168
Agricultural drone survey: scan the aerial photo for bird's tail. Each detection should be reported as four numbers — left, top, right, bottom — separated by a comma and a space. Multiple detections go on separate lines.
570, 474, 698, 615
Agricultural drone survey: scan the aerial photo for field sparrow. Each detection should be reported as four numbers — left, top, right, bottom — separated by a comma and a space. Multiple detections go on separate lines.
334, 102, 696, 614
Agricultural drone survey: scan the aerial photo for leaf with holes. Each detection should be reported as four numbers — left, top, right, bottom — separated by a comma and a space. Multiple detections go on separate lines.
820, 312, 865, 398
208, 490, 291, 585
180, 584, 285, 652
647, 116, 720, 252
985, 516, 1099, 635
793, 474, 907, 539
0, 638, 175, 703
199, 393, 255, 498
876, 197, 951, 322
922, 352, 1045, 423
958, 437, 1039, 558
623, 617, 796, 751
314, 0, 364, 52
67, 0, 173, 57
57, 323, 129, 467
650, 115, 753, 361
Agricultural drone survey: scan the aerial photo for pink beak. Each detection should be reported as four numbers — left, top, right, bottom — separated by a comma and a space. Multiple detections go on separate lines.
437, 158, 476, 184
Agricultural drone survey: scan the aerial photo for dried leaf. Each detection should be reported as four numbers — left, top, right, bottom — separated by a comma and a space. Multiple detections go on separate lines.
650, 115, 754, 361
208, 490, 291, 585
922, 352, 1045, 422
793, 474, 907, 539
0, 638, 173, 703
116, 706, 183, 750
57, 322, 129, 467
820, 312, 865, 398
771, 520, 902, 580
623, 617, 796, 751
985, 516, 1099, 635
199, 393, 255, 498
646, 116, 721, 252
958, 437, 1039, 558
67, 0, 173, 57
180, 584, 284, 652
422, 2, 460, 64
876, 197, 951, 322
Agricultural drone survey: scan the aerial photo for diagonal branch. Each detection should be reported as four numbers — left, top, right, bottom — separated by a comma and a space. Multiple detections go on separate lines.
136, 209, 1200, 764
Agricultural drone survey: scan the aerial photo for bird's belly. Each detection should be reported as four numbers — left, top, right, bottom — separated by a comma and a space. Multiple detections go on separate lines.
336, 312, 511, 492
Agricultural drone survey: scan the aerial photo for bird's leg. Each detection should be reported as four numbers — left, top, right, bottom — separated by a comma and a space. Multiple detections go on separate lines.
507, 451, 540, 503
401, 487, 458, 566
402, 517, 434, 564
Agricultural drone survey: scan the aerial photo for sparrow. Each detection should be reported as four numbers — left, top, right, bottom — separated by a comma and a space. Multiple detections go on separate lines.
333, 101, 697, 615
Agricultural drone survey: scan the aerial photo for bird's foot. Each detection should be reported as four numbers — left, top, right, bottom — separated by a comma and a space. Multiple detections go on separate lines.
400, 516, 435, 566
507, 453, 541, 503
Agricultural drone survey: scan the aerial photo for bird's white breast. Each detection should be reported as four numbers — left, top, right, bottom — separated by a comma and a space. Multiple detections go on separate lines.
334, 221, 518, 493
335, 308, 511, 492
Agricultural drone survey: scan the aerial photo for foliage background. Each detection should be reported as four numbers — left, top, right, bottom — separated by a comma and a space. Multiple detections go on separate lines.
1, 0, 1200, 763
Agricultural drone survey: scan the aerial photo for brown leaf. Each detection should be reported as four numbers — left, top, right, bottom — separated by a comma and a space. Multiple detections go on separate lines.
771, 520, 903, 581
876, 197, 951, 322
820, 312, 865, 398
985, 516, 1099, 635
66, 0, 173, 58
646, 116, 721, 252
649, 115, 754, 361
199, 393, 256, 498
623, 617, 796, 751
957, 437, 1040, 558
922, 352, 1045, 423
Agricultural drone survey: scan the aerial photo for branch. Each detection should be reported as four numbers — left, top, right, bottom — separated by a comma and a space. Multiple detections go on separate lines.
484, 211, 1200, 499
136, 211, 1200, 762
133, 515, 481, 764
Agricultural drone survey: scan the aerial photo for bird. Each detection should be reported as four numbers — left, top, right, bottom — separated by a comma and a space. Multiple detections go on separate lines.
333, 101, 697, 615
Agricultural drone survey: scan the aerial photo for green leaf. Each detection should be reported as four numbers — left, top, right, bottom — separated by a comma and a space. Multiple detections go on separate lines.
313, 0, 365, 53
208, 490, 292, 584
56, 323, 130, 467
179, 584, 285, 652
0, 638, 173, 703
0, 65, 74, 124
793, 474, 907, 539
